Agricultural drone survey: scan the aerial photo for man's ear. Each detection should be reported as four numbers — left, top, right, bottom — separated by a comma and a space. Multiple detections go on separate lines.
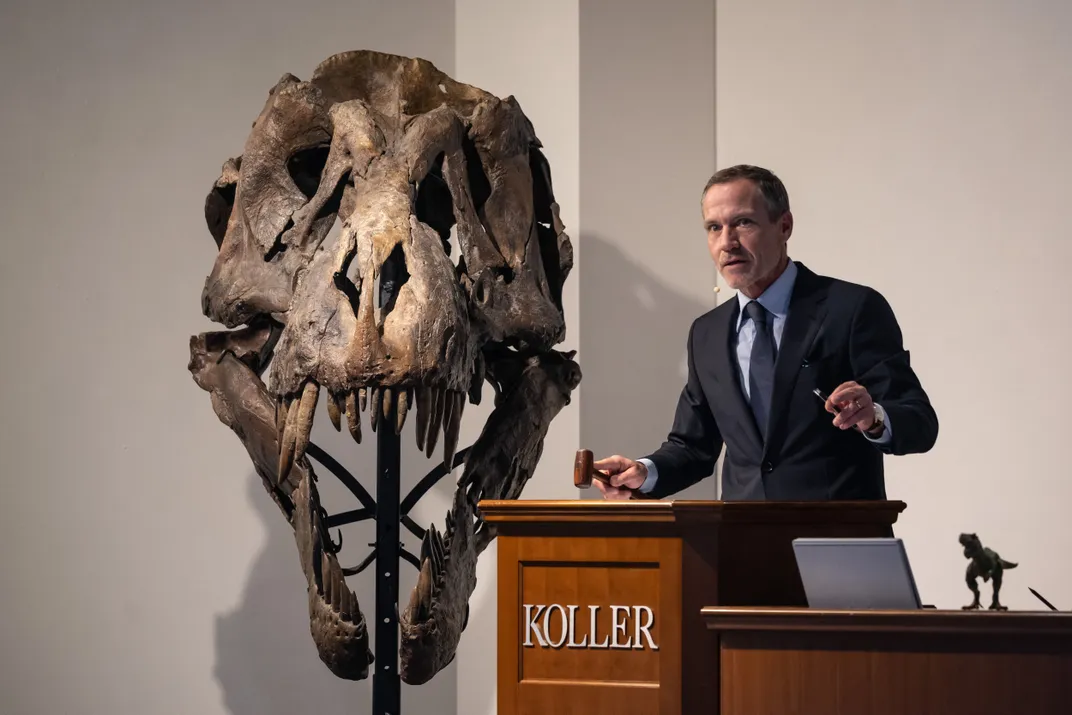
781, 210, 794, 240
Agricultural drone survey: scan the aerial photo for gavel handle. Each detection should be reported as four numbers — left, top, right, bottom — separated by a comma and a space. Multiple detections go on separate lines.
574, 449, 638, 492
591, 469, 635, 491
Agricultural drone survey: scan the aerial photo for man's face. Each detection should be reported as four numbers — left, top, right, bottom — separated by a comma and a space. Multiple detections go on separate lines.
703, 179, 792, 297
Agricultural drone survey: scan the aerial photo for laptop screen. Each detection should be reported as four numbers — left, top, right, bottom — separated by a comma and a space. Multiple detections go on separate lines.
792, 537, 923, 610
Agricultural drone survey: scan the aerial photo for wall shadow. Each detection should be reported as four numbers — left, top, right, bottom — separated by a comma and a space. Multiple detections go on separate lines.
579, 233, 719, 500
213, 470, 368, 715
213, 410, 460, 714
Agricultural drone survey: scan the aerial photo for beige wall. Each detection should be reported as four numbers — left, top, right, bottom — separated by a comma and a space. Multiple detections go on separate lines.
454, 2, 580, 714
716, 0, 1072, 609
579, 0, 719, 501
0, 1, 460, 713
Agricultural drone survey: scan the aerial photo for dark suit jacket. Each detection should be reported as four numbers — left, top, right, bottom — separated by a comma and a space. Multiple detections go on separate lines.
642, 261, 938, 501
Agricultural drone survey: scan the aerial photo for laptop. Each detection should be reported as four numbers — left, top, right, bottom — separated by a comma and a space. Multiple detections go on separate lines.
792, 537, 923, 609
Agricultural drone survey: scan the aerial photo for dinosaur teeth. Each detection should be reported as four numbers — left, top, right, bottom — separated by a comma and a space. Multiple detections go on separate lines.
370, 386, 382, 432
431, 524, 447, 581
296, 381, 461, 455
345, 390, 361, 443
420, 523, 446, 593
382, 386, 393, 420
469, 351, 484, 406
339, 578, 352, 621
396, 388, 410, 434
326, 391, 343, 431
275, 381, 319, 485
413, 557, 433, 621
443, 390, 463, 472
425, 388, 444, 457
276, 396, 289, 444
429, 524, 442, 566
293, 381, 319, 466
415, 388, 431, 451
324, 551, 337, 608
419, 529, 432, 563
277, 397, 301, 485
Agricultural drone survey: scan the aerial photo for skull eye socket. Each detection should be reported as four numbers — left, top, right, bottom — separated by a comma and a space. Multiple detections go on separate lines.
462, 137, 491, 217
415, 152, 455, 253
287, 145, 331, 199
529, 147, 566, 308
378, 243, 410, 316
205, 181, 237, 249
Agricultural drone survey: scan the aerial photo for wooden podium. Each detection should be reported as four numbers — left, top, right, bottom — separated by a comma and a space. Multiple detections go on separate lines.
702, 607, 1072, 714
479, 498, 905, 715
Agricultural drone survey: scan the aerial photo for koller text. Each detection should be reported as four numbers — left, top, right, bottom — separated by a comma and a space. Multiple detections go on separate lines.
522, 604, 658, 650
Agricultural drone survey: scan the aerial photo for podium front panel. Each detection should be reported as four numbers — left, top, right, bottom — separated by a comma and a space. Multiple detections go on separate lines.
497, 533, 683, 715
484, 498, 907, 715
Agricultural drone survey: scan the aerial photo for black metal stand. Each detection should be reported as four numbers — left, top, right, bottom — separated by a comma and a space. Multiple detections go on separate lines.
305, 402, 470, 715
372, 403, 402, 715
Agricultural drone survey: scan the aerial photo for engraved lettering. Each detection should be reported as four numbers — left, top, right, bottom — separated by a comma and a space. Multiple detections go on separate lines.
633, 605, 658, 650
542, 604, 569, 648
610, 605, 632, 649
566, 605, 587, 648
588, 605, 609, 648
520, 603, 657, 650
523, 604, 547, 647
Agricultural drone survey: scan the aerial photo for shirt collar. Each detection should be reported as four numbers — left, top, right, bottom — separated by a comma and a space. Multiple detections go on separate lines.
735, 259, 798, 331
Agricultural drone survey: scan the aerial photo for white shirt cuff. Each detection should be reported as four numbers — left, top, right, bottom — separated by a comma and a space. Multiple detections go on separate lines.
864, 403, 893, 445
637, 458, 659, 493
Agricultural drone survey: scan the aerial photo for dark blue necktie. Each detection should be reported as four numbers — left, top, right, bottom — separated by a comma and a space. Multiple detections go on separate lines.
744, 301, 776, 440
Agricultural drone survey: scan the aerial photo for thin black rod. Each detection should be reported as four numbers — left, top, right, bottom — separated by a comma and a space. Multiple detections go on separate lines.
399, 446, 471, 516
399, 547, 421, 571
372, 414, 401, 715
342, 549, 377, 577
305, 442, 378, 514
401, 514, 425, 542
323, 507, 374, 529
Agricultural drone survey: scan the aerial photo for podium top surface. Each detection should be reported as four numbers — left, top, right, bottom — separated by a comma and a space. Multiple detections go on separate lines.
477, 498, 906, 525
701, 606, 1072, 636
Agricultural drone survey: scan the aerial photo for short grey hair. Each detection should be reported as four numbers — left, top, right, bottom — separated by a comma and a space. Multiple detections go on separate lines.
701, 164, 790, 220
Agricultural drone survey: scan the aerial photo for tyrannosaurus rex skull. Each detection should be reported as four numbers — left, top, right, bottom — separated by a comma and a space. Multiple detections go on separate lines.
190, 50, 579, 685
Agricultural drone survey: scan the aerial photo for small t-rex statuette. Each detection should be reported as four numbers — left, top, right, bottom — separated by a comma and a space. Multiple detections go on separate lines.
959, 533, 1017, 611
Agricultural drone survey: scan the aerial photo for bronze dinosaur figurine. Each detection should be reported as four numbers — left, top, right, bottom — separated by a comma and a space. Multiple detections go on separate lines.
959, 533, 1017, 611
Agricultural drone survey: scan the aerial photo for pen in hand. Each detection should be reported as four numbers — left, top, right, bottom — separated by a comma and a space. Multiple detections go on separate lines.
813, 387, 862, 431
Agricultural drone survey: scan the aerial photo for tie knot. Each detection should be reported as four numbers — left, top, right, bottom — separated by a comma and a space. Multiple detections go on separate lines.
744, 300, 770, 326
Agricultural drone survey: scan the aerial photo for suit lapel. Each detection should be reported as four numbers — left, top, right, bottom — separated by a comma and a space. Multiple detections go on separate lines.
711, 298, 764, 450
763, 264, 828, 458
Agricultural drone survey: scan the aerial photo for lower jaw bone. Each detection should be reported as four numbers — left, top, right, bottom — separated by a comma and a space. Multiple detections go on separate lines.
188, 326, 373, 680
398, 348, 580, 684
295, 467, 374, 680
190, 326, 580, 687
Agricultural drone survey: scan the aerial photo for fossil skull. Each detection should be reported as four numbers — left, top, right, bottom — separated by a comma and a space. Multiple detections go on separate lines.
190, 50, 578, 685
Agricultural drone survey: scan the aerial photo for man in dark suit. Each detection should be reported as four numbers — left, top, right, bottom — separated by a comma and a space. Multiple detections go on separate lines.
594, 165, 938, 501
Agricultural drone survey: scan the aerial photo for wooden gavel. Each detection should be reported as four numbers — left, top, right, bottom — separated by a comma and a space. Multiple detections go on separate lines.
573, 449, 635, 492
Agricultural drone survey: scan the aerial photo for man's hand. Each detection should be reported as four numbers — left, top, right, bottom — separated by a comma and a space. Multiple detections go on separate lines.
825, 381, 877, 432
591, 455, 648, 500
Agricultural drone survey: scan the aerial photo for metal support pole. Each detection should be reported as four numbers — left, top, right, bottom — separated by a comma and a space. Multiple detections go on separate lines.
372, 404, 401, 715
